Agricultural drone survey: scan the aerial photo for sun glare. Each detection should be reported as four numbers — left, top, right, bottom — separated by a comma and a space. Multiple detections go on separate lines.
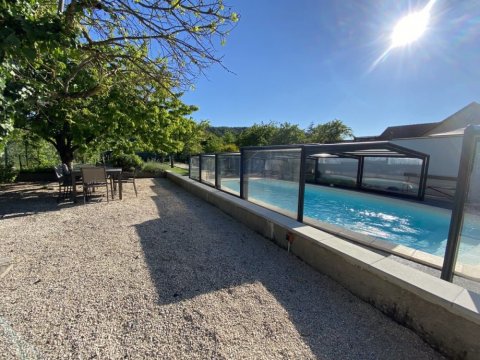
391, 9, 430, 48
390, 0, 436, 48
369, 0, 437, 71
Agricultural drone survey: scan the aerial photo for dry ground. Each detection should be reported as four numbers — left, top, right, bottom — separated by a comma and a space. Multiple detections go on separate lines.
0, 179, 444, 359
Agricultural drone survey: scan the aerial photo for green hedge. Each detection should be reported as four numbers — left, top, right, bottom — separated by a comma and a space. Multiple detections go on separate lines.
110, 153, 143, 171
0, 163, 17, 183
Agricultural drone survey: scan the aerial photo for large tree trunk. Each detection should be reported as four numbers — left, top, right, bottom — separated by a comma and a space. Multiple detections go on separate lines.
59, 150, 74, 171
54, 134, 75, 171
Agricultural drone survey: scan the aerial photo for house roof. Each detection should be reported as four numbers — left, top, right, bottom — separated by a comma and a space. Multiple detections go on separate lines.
377, 122, 439, 140
358, 101, 480, 141
425, 102, 480, 136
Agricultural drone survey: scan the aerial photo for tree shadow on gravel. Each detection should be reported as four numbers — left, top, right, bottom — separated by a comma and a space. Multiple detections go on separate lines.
135, 179, 441, 360
0, 182, 77, 219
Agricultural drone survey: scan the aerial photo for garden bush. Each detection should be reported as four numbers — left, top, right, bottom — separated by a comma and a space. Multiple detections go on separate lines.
141, 161, 169, 176
0, 162, 18, 183
110, 153, 143, 171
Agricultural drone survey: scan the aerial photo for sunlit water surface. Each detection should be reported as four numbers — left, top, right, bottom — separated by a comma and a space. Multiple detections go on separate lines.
221, 178, 480, 265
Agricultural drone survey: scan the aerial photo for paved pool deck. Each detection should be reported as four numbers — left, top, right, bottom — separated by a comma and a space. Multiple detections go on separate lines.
0, 179, 443, 359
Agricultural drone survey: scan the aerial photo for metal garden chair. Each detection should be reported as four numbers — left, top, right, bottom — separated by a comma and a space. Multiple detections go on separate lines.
120, 169, 138, 197
81, 167, 110, 204
54, 164, 72, 202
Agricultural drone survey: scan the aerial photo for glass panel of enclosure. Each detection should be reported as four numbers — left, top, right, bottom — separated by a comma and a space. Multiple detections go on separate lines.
361, 157, 422, 196
305, 157, 316, 183
243, 148, 302, 219
316, 157, 358, 188
217, 153, 241, 196
200, 154, 216, 186
190, 156, 200, 180
456, 139, 480, 271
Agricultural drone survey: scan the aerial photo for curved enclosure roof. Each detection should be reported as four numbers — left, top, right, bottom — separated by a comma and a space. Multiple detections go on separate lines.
304, 141, 429, 159
242, 141, 429, 160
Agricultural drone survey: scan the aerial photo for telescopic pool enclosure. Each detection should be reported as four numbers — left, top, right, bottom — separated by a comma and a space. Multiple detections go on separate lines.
189, 125, 480, 282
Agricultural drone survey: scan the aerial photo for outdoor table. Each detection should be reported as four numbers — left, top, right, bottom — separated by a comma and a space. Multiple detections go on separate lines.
70, 167, 123, 202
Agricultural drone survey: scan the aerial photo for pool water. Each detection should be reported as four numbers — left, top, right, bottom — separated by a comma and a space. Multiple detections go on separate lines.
221, 178, 480, 264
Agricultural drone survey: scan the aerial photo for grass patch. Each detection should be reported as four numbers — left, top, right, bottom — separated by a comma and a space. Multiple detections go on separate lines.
142, 161, 188, 176
167, 167, 188, 175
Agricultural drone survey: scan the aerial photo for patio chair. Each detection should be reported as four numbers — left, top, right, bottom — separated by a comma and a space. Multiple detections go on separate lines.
118, 169, 138, 197
54, 164, 72, 202
81, 167, 110, 204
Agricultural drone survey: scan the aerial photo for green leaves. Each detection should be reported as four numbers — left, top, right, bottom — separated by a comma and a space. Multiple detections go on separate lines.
236, 120, 353, 147
307, 119, 353, 144
0, 0, 238, 163
230, 12, 239, 22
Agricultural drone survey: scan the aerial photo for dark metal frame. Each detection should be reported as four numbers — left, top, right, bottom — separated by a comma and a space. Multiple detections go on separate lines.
189, 152, 242, 195
217, 152, 241, 197
297, 147, 307, 222
305, 141, 429, 200
189, 134, 479, 283
198, 154, 202, 183
241, 146, 304, 219
240, 149, 247, 199
215, 154, 220, 188
199, 154, 216, 187
190, 141, 429, 213
441, 125, 480, 281
189, 155, 201, 181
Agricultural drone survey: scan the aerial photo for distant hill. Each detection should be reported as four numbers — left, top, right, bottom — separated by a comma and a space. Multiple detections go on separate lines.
208, 126, 247, 137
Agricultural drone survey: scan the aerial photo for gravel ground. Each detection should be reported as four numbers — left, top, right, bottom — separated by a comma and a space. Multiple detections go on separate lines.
0, 179, 445, 359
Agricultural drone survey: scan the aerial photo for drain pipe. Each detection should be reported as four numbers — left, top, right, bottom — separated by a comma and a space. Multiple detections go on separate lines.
286, 232, 294, 253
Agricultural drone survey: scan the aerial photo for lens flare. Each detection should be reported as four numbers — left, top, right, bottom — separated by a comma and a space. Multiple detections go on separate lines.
391, 8, 430, 48
370, 0, 437, 71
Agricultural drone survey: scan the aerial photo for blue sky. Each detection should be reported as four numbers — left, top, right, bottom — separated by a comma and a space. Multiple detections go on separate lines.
182, 0, 480, 137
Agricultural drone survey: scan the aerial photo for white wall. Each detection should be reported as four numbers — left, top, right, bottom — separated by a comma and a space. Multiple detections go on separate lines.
393, 136, 463, 178
469, 145, 480, 202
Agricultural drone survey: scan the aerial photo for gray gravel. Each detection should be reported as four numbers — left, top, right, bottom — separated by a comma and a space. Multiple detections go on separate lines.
0, 179, 444, 359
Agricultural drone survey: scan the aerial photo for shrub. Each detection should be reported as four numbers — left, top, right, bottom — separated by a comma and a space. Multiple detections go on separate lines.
18, 165, 56, 174
0, 162, 18, 183
142, 161, 169, 176
110, 152, 143, 171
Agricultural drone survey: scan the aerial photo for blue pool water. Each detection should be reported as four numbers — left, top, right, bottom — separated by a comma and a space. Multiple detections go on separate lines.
221, 178, 480, 263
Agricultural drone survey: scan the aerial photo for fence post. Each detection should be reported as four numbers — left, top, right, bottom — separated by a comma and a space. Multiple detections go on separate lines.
441, 125, 478, 281
418, 155, 430, 200
297, 147, 307, 222
215, 154, 220, 189
240, 149, 247, 199
356, 157, 364, 189
199, 155, 202, 183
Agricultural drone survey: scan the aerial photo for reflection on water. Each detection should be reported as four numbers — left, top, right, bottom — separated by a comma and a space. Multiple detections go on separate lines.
221, 178, 480, 265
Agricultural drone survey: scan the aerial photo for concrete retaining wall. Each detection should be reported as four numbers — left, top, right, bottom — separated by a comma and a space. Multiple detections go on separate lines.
166, 172, 480, 359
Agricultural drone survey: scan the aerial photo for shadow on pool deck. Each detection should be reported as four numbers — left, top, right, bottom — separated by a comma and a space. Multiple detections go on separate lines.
135, 179, 442, 359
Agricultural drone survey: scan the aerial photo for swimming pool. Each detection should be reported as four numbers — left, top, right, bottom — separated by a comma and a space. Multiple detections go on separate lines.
221, 178, 480, 265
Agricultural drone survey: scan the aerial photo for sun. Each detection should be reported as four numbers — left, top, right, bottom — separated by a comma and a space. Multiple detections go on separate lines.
391, 0, 436, 48
391, 10, 430, 48
369, 0, 436, 71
